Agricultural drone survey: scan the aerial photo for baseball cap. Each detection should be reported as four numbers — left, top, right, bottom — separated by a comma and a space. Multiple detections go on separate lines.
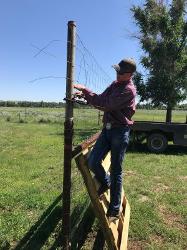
112, 58, 136, 74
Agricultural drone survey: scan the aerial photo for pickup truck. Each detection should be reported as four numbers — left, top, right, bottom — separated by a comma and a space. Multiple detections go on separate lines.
131, 121, 187, 153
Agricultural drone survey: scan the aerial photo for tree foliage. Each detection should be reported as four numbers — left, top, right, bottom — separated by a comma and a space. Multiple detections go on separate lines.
132, 0, 187, 118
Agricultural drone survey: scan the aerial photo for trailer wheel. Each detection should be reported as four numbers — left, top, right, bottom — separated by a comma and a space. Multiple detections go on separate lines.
147, 133, 168, 153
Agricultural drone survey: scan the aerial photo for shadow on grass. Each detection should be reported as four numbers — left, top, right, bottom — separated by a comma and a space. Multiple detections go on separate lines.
71, 204, 95, 250
50, 204, 96, 250
70, 205, 105, 250
128, 143, 187, 155
92, 229, 105, 250
13, 194, 96, 250
55, 127, 99, 138
14, 194, 62, 250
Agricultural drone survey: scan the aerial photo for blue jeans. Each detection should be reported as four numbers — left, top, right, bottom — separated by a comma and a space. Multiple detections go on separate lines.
88, 126, 130, 213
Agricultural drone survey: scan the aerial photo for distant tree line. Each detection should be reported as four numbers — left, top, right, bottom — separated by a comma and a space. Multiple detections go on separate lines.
136, 103, 187, 110
0, 100, 92, 109
0, 100, 65, 108
0, 100, 186, 110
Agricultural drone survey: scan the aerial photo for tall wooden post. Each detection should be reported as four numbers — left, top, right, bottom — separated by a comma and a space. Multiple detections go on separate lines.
62, 20, 76, 250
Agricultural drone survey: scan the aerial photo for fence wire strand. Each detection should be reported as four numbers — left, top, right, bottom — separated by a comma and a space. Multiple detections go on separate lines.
75, 33, 112, 93
70, 31, 112, 217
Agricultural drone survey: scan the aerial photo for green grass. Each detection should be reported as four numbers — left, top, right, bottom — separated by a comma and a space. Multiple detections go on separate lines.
134, 109, 187, 122
0, 107, 186, 124
0, 121, 65, 249
125, 150, 187, 249
0, 107, 186, 249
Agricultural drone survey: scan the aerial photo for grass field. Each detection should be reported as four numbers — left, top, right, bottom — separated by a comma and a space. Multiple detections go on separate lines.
0, 107, 187, 249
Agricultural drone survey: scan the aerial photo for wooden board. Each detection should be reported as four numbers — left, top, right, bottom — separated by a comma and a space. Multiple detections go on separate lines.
75, 153, 117, 249
119, 198, 130, 250
73, 137, 130, 250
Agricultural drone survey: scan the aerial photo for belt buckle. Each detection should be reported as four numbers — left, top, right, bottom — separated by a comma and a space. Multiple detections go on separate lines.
106, 122, 112, 130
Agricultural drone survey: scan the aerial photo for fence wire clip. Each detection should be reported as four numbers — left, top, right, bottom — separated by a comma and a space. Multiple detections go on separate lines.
64, 97, 88, 106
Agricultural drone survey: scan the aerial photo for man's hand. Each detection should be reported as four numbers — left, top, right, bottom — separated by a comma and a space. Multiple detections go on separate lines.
74, 91, 85, 99
73, 84, 86, 91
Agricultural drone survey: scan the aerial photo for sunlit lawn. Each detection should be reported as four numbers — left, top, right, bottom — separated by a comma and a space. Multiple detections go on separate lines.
0, 107, 186, 249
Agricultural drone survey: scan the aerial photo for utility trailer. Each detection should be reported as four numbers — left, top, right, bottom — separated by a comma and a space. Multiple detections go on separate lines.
131, 121, 187, 153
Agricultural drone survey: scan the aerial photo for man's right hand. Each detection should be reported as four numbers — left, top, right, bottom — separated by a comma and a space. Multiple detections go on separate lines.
74, 91, 85, 99
73, 84, 86, 91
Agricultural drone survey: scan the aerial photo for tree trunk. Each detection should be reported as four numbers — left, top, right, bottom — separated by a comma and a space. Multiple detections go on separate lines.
166, 107, 172, 123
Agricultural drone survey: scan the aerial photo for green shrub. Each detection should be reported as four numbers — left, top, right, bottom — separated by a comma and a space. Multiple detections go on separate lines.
38, 117, 51, 123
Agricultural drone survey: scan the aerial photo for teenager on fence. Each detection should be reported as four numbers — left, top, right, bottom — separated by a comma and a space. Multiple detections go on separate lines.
74, 58, 136, 222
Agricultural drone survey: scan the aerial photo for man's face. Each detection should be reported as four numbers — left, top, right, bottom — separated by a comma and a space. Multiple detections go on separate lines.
117, 72, 132, 82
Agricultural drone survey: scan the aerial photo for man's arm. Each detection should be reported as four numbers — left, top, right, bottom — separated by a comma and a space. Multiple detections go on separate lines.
82, 88, 135, 111
73, 83, 113, 111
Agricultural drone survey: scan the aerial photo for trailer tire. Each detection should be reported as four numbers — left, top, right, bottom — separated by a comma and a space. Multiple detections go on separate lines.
147, 133, 168, 153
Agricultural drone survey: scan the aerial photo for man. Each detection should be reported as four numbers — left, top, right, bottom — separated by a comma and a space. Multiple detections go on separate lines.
74, 58, 136, 222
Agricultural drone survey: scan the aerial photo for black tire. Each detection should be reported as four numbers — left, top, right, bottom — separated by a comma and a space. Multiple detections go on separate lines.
147, 133, 168, 153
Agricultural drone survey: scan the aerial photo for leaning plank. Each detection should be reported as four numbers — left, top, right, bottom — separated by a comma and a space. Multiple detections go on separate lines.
72, 131, 100, 158
102, 152, 111, 172
73, 133, 130, 250
119, 197, 130, 250
75, 154, 118, 250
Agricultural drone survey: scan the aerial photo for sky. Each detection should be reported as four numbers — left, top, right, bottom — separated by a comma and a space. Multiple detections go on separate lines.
0, 0, 145, 102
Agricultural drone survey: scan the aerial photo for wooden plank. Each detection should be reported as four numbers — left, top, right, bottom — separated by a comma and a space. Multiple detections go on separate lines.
72, 132, 100, 158
119, 198, 130, 250
75, 153, 118, 250
102, 152, 111, 172
107, 188, 125, 247
93, 179, 109, 212
109, 222, 119, 247
92, 165, 126, 249
82, 148, 89, 155
74, 144, 130, 250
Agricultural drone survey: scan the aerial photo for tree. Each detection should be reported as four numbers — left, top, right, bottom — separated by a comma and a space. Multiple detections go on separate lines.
131, 0, 187, 122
